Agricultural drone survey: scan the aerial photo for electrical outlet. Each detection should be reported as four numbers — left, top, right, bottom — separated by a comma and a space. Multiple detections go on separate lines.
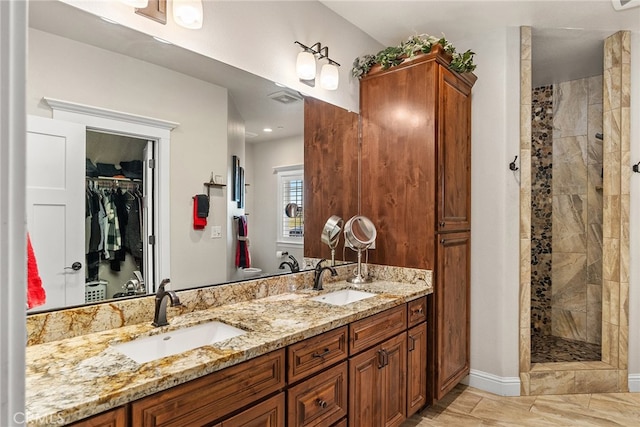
211, 225, 222, 239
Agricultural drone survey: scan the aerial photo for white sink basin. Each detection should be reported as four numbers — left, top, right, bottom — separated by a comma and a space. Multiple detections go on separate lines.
310, 289, 376, 306
112, 321, 246, 364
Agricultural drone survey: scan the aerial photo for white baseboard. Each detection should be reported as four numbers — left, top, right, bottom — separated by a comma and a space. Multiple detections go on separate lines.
461, 369, 521, 396
629, 374, 640, 392
463, 371, 640, 394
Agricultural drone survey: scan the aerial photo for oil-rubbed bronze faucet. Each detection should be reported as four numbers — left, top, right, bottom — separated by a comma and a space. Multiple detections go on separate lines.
152, 279, 182, 327
313, 259, 337, 291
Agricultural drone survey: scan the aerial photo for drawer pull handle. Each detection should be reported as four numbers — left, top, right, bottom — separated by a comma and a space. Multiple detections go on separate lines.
316, 399, 328, 409
439, 221, 445, 227
312, 348, 331, 358
411, 307, 424, 315
409, 335, 416, 352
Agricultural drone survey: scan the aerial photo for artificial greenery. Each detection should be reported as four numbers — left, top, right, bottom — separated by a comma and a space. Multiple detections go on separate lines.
352, 34, 476, 79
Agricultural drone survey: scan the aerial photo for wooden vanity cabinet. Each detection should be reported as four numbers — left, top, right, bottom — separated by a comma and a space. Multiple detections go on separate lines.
213, 393, 285, 427
130, 350, 285, 427
359, 49, 475, 402
349, 332, 407, 427
69, 406, 127, 427
286, 327, 348, 427
407, 322, 427, 416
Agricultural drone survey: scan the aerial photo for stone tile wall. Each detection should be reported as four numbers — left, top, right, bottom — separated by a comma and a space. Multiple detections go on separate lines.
551, 76, 603, 345
530, 85, 554, 338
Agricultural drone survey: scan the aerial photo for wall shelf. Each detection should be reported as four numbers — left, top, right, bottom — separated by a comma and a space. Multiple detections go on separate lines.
204, 181, 226, 197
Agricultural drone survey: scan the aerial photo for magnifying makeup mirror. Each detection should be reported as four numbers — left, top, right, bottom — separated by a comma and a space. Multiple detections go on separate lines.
321, 215, 343, 266
344, 215, 377, 284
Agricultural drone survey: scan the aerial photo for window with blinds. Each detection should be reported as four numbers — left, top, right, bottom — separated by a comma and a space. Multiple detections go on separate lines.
277, 168, 303, 244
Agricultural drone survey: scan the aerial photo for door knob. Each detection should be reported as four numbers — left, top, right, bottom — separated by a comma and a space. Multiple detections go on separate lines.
65, 262, 82, 271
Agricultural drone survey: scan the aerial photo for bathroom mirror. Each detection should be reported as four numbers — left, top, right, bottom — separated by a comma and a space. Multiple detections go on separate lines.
285, 203, 302, 218
25, 1, 354, 313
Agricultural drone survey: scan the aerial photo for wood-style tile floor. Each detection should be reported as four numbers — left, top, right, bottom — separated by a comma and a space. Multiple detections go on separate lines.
403, 384, 640, 426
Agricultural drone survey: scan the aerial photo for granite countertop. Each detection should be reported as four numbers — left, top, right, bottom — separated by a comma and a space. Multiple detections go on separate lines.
26, 279, 432, 426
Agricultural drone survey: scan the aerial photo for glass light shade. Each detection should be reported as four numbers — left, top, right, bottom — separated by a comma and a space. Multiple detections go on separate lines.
120, 0, 149, 7
296, 51, 316, 80
173, 0, 203, 29
320, 63, 339, 90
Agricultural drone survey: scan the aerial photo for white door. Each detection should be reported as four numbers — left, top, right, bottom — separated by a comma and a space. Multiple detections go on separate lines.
26, 115, 86, 311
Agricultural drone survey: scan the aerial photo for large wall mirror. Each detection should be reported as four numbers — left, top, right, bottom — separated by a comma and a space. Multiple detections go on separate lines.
26, 1, 356, 313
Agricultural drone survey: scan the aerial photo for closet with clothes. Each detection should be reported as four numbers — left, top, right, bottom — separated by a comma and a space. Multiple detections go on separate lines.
85, 131, 150, 302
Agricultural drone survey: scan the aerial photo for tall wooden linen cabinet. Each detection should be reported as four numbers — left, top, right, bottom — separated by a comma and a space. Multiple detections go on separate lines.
359, 47, 476, 402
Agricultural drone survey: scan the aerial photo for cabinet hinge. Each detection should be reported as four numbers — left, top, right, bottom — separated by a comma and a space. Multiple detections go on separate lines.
148, 235, 156, 245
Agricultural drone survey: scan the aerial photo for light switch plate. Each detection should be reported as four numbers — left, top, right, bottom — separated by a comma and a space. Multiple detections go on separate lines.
211, 225, 222, 239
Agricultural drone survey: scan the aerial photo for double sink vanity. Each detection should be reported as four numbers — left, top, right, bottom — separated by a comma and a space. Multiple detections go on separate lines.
26, 265, 432, 427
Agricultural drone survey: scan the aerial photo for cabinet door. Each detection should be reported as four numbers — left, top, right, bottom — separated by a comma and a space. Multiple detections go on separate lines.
218, 393, 285, 427
349, 334, 407, 427
69, 406, 127, 427
349, 345, 383, 427
434, 232, 470, 400
437, 68, 472, 233
379, 333, 407, 427
407, 323, 427, 416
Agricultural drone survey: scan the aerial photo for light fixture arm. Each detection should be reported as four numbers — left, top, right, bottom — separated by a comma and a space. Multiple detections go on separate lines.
294, 41, 341, 67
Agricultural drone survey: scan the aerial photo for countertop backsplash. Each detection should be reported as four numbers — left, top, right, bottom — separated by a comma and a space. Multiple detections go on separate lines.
26, 264, 431, 346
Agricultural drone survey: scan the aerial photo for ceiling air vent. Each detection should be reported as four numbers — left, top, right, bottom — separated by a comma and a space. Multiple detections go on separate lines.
268, 90, 303, 105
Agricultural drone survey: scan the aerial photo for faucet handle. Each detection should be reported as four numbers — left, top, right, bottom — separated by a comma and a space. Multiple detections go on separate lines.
157, 278, 170, 294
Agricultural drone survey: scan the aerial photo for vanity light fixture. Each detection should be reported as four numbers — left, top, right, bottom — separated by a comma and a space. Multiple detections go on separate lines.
120, 0, 149, 7
173, 0, 204, 29
294, 41, 341, 90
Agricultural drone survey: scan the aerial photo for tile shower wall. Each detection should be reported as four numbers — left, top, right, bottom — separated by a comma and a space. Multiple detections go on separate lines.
531, 85, 554, 338
551, 76, 603, 345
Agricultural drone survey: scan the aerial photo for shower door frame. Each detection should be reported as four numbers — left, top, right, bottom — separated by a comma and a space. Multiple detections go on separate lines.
519, 27, 631, 395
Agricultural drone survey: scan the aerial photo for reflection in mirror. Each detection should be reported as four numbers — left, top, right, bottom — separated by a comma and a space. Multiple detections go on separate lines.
321, 215, 343, 266
26, 1, 351, 314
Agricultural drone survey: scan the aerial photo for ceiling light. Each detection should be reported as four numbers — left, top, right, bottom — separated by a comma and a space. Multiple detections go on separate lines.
173, 0, 203, 29
120, 0, 149, 7
263, 128, 273, 132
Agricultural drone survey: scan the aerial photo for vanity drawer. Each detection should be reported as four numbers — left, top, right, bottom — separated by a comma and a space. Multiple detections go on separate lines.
349, 304, 407, 355
287, 361, 348, 427
287, 326, 348, 383
131, 349, 285, 427
408, 296, 427, 327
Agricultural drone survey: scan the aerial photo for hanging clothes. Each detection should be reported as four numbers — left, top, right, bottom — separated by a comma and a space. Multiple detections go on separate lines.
27, 233, 46, 309
235, 215, 251, 268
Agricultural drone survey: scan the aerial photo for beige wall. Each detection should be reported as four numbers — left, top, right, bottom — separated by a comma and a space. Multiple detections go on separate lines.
27, 28, 230, 290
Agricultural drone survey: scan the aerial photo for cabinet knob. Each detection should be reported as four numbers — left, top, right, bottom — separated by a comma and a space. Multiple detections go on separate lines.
316, 399, 328, 409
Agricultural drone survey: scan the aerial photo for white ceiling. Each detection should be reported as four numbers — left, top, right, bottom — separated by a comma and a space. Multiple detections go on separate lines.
29, 1, 640, 142
322, 0, 640, 86
28, 1, 305, 145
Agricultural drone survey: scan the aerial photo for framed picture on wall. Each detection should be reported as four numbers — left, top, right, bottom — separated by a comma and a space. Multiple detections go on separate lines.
232, 155, 240, 202
238, 166, 245, 209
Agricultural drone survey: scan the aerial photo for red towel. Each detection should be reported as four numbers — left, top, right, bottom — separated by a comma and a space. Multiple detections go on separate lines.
27, 233, 46, 309
193, 196, 207, 229
235, 216, 251, 268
